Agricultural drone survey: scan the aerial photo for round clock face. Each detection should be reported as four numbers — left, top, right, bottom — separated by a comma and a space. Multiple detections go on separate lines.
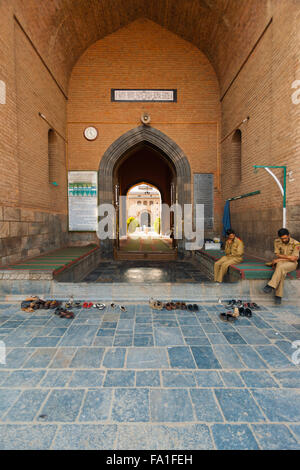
84, 126, 98, 141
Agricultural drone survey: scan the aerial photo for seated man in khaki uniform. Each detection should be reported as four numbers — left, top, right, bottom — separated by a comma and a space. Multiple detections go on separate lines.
214, 229, 244, 283
263, 228, 300, 304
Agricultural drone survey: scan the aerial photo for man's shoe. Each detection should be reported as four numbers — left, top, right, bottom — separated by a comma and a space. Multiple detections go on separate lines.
274, 296, 282, 305
263, 285, 273, 294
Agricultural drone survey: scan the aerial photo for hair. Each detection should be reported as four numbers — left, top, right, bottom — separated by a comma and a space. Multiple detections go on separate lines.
278, 228, 289, 237
226, 229, 236, 236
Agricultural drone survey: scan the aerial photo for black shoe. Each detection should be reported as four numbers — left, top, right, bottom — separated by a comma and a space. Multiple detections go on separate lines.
263, 285, 273, 294
274, 296, 282, 305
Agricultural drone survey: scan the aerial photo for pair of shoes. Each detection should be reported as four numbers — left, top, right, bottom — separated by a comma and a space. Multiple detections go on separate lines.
83, 302, 93, 308
249, 302, 260, 310
238, 307, 252, 317
93, 303, 106, 310
164, 302, 177, 311
263, 285, 274, 294
187, 304, 199, 312
54, 307, 74, 319
110, 303, 127, 312
219, 312, 237, 323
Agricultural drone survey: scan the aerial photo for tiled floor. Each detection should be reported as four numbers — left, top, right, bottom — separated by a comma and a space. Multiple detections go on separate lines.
83, 260, 209, 283
0, 301, 299, 449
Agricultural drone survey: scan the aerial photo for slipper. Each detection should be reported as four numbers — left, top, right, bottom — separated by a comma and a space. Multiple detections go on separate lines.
181, 302, 187, 310
193, 304, 199, 311
244, 308, 252, 317
83, 302, 89, 308
239, 307, 245, 316
87, 303, 93, 308
59, 310, 74, 319
110, 303, 116, 309
164, 303, 172, 311
175, 302, 182, 309
170, 302, 177, 310
96, 303, 106, 310
119, 305, 127, 312
187, 304, 194, 311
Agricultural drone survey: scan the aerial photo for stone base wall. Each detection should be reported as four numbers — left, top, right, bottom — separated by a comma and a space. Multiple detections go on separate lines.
0, 206, 68, 266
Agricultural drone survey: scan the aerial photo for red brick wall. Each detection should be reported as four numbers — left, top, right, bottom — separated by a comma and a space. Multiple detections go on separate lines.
221, 1, 300, 258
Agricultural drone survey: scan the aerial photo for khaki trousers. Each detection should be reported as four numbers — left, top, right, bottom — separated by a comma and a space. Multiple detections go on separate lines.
214, 256, 243, 282
268, 261, 297, 297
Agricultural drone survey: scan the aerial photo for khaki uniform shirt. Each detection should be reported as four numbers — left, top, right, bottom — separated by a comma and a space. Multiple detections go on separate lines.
274, 237, 300, 259
225, 237, 244, 257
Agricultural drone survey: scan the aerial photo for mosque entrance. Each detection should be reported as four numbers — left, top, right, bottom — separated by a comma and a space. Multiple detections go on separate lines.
98, 126, 192, 260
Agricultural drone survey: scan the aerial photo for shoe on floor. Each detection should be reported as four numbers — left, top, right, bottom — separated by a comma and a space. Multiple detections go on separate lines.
274, 296, 282, 305
263, 285, 273, 294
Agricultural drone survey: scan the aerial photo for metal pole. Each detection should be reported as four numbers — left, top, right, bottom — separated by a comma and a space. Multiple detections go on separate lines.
253, 165, 287, 228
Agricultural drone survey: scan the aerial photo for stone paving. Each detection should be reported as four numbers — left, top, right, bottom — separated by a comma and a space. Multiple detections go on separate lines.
0, 301, 299, 450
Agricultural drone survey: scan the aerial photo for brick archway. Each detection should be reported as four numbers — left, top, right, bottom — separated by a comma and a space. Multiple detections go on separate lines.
98, 126, 191, 258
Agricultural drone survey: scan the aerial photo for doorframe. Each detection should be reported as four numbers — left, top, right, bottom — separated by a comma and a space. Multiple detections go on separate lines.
98, 126, 191, 259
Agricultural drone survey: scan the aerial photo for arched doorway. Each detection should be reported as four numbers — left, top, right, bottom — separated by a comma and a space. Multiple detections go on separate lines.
98, 126, 191, 259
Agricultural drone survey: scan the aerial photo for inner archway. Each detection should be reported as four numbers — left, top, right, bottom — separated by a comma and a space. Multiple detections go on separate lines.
98, 126, 191, 259
115, 145, 176, 257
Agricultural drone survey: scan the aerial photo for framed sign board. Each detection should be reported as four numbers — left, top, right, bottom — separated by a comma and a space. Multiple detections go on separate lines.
68, 171, 98, 231
194, 173, 214, 230
111, 89, 177, 102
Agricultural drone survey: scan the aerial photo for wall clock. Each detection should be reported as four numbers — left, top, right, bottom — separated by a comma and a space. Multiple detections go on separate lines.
84, 126, 98, 141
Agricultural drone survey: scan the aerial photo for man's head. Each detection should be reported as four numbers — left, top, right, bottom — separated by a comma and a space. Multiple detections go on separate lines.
278, 228, 290, 244
226, 229, 236, 241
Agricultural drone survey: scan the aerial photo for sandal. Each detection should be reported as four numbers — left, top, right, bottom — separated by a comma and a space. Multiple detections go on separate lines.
59, 310, 74, 319
170, 302, 177, 310
110, 303, 116, 309
96, 303, 106, 310
164, 303, 172, 311
119, 305, 127, 312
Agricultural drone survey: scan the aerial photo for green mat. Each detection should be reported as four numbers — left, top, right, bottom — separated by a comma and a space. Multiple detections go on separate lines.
2, 245, 98, 272
200, 248, 299, 280
120, 236, 173, 253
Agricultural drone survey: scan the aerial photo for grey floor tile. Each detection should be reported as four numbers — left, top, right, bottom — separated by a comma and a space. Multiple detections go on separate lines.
0, 424, 57, 450
212, 424, 259, 450
52, 424, 117, 449
111, 388, 150, 422
79, 389, 113, 421
252, 424, 300, 450
150, 389, 194, 422
39, 389, 85, 422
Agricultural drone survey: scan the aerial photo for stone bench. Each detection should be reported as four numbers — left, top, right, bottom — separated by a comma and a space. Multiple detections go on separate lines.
195, 248, 300, 283
0, 244, 101, 282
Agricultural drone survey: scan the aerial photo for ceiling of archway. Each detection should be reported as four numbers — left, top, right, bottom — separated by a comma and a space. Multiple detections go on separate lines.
14, 0, 270, 95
